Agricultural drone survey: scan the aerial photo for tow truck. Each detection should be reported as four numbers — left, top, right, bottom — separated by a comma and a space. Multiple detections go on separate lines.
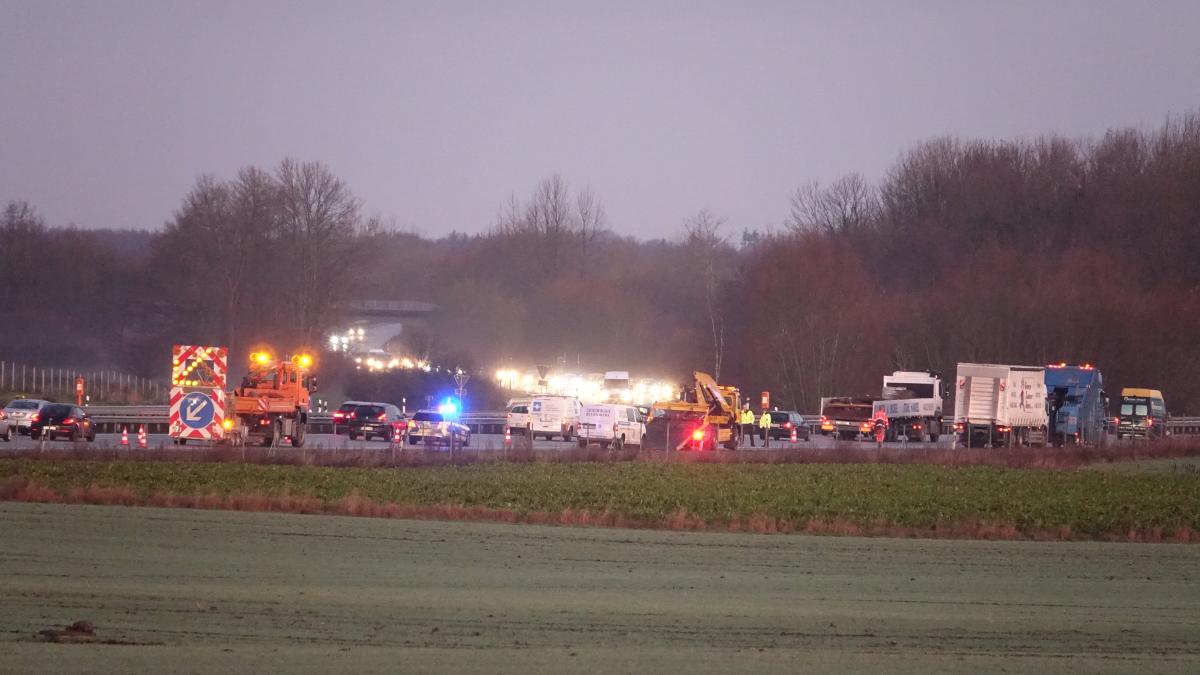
643, 372, 740, 451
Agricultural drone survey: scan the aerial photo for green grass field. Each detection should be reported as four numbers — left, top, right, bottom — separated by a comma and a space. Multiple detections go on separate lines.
3, 458, 1199, 539
3, 503, 1200, 673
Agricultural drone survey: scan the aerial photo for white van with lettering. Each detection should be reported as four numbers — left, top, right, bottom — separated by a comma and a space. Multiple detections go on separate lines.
577, 403, 644, 449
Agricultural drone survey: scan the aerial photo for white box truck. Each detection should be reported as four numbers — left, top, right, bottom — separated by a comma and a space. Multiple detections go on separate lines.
953, 363, 1048, 448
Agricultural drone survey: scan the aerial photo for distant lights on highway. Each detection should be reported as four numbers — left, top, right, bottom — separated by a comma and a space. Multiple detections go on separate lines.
492, 368, 676, 404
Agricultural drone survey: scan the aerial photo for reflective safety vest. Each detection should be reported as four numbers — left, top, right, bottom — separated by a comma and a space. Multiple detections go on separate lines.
759, 412, 771, 429
740, 410, 755, 425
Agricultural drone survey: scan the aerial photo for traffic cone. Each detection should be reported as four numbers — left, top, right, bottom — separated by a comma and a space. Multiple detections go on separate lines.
392, 424, 402, 444
120, 426, 129, 447
790, 426, 798, 443
504, 426, 512, 444
137, 425, 148, 449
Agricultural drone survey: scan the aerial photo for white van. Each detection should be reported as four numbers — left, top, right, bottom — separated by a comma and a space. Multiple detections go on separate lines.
530, 395, 582, 441
577, 403, 644, 449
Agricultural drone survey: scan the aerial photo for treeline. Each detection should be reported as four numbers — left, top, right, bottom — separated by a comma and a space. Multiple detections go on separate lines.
2, 111, 1198, 413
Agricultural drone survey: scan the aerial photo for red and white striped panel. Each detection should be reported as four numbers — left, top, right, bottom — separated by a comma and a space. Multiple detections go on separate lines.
168, 386, 226, 441
171, 345, 229, 389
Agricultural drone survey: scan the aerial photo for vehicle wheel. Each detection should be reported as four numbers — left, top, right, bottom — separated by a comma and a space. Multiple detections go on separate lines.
562, 428, 573, 442
87, 429, 96, 442
462, 434, 470, 448
349, 431, 359, 441
291, 424, 306, 448
2, 427, 12, 442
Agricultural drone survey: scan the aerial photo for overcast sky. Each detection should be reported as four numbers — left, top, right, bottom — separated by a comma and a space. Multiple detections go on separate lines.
2, 0, 1198, 238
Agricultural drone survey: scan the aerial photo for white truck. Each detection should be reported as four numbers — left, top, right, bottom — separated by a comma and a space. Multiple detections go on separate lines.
872, 371, 944, 442
953, 363, 1048, 448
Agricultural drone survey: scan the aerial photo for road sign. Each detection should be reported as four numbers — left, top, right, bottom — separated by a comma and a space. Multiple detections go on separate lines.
761, 391, 770, 410
180, 392, 216, 429
169, 386, 226, 440
172, 345, 228, 388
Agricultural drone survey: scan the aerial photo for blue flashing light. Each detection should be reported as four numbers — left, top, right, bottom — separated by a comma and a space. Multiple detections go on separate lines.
437, 398, 460, 416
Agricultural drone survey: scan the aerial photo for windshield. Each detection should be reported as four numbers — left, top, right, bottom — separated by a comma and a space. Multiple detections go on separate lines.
770, 412, 789, 423
414, 412, 443, 422
1120, 404, 1132, 415
6, 400, 40, 410
43, 404, 72, 417
337, 403, 359, 413
355, 405, 385, 418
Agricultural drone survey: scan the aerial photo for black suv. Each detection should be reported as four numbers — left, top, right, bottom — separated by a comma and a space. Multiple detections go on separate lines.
29, 403, 96, 442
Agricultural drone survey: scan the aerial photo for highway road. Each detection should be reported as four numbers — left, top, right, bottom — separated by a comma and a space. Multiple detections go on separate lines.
0, 431, 957, 453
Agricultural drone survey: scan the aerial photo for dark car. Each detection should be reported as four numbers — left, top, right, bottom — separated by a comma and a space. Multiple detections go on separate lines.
332, 400, 369, 435
347, 403, 405, 441
406, 410, 470, 447
29, 403, 96, 442
763, 410, 810, 441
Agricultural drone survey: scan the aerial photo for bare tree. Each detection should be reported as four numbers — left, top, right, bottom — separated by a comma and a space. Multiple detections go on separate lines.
684, 208, 729, 379
575, 187, 608, 276
275, 159, 362, 344
788, 173, 879, 235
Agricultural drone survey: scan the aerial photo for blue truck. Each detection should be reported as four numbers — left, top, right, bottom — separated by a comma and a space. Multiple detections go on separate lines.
1044, 364, 1108, 446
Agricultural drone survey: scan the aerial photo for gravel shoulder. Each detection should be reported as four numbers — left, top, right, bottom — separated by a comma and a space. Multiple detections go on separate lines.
2, 503, 1199, 673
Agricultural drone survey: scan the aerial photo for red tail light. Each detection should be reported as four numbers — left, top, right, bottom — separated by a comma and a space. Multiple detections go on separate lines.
692, 428, 705, 441
954, 422, 964, 432
334, 412, 345, 419
377, 413, 387, 421
784, 422, 792, 429
913, 424, 922, 430
1147, 418, 1154, 427
819, 415, 827, 424
62, 417, 75, 425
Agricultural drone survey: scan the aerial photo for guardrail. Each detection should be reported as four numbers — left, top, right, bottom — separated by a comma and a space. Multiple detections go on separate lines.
81, 406, 510, 435
1166, 417, 1200, 436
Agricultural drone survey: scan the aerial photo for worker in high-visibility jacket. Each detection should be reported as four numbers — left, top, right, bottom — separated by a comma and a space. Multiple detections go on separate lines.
740, 406, 757, 447
759, 410, 772, 448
